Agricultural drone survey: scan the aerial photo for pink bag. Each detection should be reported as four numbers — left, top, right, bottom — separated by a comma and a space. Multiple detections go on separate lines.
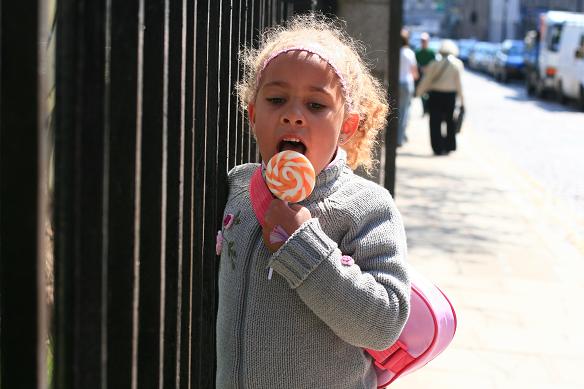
249, 167, 457, 387
366, 267, 457, 387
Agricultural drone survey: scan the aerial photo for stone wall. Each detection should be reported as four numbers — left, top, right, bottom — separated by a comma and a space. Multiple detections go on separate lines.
336, 0, 393, 183
337, 0, 391, 84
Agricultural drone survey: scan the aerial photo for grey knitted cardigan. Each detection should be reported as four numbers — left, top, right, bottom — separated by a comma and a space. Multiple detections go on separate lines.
216, 151, 410, 389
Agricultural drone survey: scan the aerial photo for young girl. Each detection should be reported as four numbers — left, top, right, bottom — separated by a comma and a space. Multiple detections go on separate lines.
216, 13, 410, 388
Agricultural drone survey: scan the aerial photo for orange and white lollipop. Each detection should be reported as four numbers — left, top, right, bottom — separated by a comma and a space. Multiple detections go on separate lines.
265, 150, 316, 203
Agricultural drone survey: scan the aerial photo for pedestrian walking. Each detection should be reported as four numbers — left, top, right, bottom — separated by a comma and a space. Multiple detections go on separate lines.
398, 29, 419, 147
415, 32, 436, 115
216, 13, 410, 389
416, 39, 464, 155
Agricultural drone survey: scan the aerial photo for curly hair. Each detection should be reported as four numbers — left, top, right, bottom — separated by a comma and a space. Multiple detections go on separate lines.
236, 13, 389, 173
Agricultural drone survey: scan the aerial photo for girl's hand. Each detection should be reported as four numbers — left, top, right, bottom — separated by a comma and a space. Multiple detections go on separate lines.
262, 199, 311, 253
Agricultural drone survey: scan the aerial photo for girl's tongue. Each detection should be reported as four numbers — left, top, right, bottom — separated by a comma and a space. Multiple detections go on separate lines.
279, 140, 306, 155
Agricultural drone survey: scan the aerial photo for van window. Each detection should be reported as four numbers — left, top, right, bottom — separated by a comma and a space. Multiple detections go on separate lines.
546, 24, 563, 52
578, 34, 584, 59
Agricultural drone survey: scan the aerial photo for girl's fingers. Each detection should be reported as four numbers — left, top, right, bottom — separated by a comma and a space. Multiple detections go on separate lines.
288, 203, 303, 211
265, 199, 311, 234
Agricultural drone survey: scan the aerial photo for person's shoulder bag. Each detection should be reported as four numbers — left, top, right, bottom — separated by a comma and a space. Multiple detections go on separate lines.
454, 105, 465, 133
430, 58, 451, 86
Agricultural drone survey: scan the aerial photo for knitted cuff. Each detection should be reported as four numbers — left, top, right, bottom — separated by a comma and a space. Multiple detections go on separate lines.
268, 218, 337, 288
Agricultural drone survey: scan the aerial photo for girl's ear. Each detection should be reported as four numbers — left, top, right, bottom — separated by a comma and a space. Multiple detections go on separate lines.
248, 102, 256, 128
339, 113, 359, 145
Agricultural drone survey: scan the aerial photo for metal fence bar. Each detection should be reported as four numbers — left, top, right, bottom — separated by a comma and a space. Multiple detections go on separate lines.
192, 0, 209, 384
135, 0, 166, 387
163, 0, 187, 387
201, 0, 223, 386
53, 0, 109, 387
259, 0, 266, 35
105, 0, 141, 386
179, 0, 196, 386
217, 0, 233, 225
237, 0, 249, 167
384, 0, 402, 196
247, 0, 260, 163
0, 0, 47, 387
241, 0, 252, 163
229, 0, 243, 171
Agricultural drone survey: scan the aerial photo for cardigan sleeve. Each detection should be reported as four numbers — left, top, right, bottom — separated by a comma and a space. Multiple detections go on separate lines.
267, 185, 411, 350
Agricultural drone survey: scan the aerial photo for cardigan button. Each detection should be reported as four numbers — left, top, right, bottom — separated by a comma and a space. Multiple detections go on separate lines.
340, 255, 354, 266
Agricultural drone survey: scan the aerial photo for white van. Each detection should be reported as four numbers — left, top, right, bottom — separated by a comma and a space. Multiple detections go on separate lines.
536, 11, 584, 108
555, 20, 584, 107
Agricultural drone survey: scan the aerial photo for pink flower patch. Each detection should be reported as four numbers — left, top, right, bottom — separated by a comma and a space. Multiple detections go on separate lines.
216, 230, 223, 255
340, 255, 354, 266
223, 214, 235, 229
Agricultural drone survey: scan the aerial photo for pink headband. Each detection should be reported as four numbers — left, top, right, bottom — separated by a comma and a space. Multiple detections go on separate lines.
256, 46, 353, 110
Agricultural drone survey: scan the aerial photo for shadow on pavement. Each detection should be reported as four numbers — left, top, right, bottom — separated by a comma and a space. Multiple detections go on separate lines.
396, 156, 521, 260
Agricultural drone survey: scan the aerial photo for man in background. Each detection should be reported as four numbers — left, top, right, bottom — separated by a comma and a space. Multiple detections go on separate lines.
398, 28, 419, 147
415, 32, 436, 115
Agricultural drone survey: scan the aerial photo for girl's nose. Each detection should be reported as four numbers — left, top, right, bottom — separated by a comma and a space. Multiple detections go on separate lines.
281, 107, 304, 126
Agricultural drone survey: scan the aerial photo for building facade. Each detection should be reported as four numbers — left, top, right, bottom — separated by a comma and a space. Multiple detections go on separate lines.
403, 0, 492, 41
404, 0, 583, 42
519, 0, 584, 34
489, 0, 521, 41
403, 0, 444, 36
450, 0, 491, 40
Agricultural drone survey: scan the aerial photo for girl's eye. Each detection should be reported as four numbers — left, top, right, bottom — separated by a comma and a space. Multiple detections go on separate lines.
308, 102, 325, 110
266, 97, 285, 105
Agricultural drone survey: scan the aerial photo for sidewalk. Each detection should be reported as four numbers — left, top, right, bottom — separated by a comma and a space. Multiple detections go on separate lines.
390, 101, 584, 389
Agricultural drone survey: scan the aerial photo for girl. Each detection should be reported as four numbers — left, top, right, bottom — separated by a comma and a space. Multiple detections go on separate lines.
216, 13, 410, 388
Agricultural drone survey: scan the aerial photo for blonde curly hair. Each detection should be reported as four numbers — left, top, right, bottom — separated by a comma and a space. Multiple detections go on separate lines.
236, 13, 389, 173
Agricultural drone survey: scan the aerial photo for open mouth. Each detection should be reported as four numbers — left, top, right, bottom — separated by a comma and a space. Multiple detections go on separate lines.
277, 137, 306, 155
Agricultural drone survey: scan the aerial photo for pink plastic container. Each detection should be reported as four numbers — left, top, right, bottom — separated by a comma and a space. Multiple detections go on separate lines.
366, 267, 457, 387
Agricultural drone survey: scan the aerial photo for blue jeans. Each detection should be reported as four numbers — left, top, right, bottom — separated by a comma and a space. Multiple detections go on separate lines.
398, 81, 413, 146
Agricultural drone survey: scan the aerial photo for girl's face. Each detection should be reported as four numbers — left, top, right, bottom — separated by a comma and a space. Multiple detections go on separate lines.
248, 51, 358, 176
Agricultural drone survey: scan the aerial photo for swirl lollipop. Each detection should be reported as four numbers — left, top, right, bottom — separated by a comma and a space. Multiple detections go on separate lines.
265, 150, 315, 203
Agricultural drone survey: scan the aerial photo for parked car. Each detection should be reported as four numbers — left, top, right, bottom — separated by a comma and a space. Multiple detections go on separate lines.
457, 39, 477, 64
493, 40, 526, 82
485, 43, 501, 77
469, 42, 499, 74
468, 41, 488, 70
531, 11, 584, 102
